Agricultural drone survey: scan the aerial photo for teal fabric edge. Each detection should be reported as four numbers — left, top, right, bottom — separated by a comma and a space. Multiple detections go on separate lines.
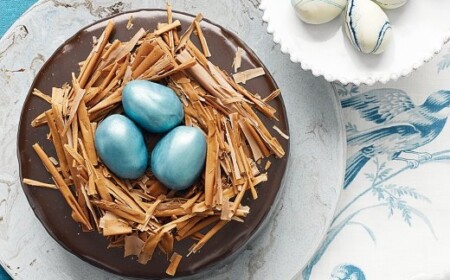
0, 0, 37, 36
0, 269, 11, 280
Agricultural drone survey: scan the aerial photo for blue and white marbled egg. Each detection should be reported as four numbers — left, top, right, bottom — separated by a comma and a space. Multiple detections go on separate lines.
374, 0, 408, 9
94, 114, 148, 179
150, 126, 207, 191
122, 80, 184, 133
291, 0, 347, 24
344, 0, 393, 54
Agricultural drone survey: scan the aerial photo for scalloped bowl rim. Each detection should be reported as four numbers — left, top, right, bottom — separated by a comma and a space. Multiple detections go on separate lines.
260, 1, 450, 86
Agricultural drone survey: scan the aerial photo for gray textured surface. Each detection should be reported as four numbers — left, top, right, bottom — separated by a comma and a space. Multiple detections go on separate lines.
0, 1, 345, 279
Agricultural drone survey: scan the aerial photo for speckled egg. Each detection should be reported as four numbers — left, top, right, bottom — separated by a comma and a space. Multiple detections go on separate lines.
150, 126, 207, 191
374, 0, 408, 9
291, 0, 347, 24
344, 0, 393, 54
94, 114, 148, 179
122, 80, 184, 133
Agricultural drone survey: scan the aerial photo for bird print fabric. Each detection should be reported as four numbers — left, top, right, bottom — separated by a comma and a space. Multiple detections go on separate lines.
341, 88, 415, 124
342, 89, 450, 188
302, 45, 450, 280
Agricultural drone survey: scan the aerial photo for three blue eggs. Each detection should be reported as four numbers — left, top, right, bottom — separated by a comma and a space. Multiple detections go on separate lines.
94, 80, 206, 190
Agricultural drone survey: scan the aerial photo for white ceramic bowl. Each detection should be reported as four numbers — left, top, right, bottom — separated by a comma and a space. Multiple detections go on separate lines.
261, 0, 450, 85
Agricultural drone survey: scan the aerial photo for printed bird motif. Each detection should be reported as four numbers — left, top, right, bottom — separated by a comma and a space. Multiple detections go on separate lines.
331, 264, 366, 280
342, 88, 450, 189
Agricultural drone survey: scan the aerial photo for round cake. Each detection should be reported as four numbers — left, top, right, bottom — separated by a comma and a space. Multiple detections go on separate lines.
17, 9, 289, 278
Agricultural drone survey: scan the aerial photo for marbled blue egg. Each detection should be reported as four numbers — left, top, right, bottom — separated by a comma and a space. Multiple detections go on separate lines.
94, 114, 148, 179
344, 0, 393, 54
150, 126, 206, 190
122, 80, 184, 133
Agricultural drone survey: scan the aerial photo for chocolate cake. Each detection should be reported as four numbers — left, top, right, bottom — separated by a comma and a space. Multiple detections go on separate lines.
17, 9, 289, 278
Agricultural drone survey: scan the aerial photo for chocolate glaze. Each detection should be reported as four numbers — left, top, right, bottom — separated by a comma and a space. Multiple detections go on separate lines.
17, 10, 290, 279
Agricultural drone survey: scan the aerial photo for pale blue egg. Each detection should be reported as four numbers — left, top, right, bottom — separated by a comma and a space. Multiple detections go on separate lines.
150, 126, 206, 190
374, 0, 408, 9
122, 80, 184, 133
291, 0, 346, 24
94, 114, 148, 179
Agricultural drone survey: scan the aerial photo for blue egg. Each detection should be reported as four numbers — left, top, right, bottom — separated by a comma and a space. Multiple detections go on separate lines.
94, 114, 148, 179
122, 80, 184, 133
150, 126, 206, 190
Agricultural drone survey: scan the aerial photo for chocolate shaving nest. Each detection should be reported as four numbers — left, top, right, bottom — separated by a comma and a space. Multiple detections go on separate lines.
24, 4, 286, 276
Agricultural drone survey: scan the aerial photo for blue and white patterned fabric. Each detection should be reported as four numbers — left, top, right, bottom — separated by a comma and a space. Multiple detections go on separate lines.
302, 45, 450, 280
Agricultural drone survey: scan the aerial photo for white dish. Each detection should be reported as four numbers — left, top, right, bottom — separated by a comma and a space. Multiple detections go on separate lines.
260, 0, 450, 85
0, 0, 345, 279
